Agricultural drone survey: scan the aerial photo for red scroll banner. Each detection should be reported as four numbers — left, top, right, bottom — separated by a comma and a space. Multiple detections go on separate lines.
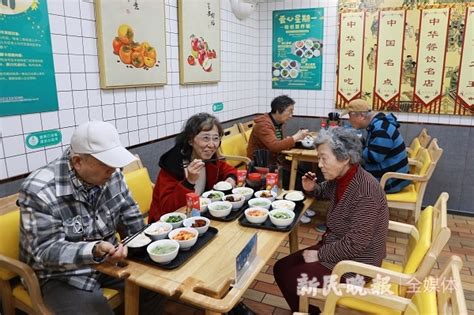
414, 8, 450, 114
374, 10, 406, 111
455, 6, 474, 115
337, 11, 365, 108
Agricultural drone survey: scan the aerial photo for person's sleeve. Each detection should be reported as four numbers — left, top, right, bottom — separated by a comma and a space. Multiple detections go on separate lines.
307, 181, 332, 200
363, 127, 394, 163
254, 123, 295, 153
151, 169, 194, 216
218, 161, 237, 182
317, 196, 381, 263
19, 190, 97, 268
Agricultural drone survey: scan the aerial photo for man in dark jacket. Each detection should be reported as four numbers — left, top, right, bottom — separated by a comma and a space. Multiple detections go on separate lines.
342, 99, 410, 193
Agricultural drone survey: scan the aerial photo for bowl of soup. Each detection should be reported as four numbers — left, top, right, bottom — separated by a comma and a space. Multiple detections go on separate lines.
160, 212, 187, 229
168, 227, 198, 250
248, 197, 272, 210
269, 209, 295, 228
207, 201, 232, 218
244, 207, 269, 224
147, 239, 179, 264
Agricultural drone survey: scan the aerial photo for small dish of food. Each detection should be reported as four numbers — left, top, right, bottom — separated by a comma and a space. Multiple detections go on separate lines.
254, 190, 277, 201
284, 191, 305, 203
126, 233, 151, 255
222, 194, 245, 210
207, 201, 232, 218
144, 222, 173, 241
168, 227, 198, 250
244, 207, 269, 224
269, 209, 295, 228
232, 187, 254, 201
160, 212, 187, 229
183, 216, 210, 235
202, 190, 225, 202
147, 239, 179, 264
271, 199, 296, 212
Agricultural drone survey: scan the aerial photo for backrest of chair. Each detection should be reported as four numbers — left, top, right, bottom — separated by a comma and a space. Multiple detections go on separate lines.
407, 137, 421, 159
427, 138, 443, 164
416, 193, 450, 281
219, 124, 248, 167
122, 154, 144, 174
404, 206, 433, 274
123, 168, 153, 216
0, 209, 20, 280
417, 128, 431, 148
412, 148, 432, 193
437, 255, 468, 315
238, 120, 254, 142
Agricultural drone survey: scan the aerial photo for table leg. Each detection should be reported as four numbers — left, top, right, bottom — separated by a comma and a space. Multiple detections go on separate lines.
124, 279, 139, 315
289, 157, 299, 190
289, 227, 299, 253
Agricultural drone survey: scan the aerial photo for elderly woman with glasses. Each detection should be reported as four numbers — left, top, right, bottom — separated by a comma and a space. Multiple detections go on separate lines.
149, 113, 237, 222
273, 127, 389, 313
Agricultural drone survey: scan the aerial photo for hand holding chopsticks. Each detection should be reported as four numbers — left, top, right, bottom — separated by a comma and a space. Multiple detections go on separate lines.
98, 224, 151, 260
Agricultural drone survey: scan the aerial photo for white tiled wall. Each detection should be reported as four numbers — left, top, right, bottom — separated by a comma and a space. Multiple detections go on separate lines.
0, 0, 260, 179
0, 0, 472, 180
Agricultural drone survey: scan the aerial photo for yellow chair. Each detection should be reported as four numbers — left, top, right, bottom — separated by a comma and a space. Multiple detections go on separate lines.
298, 193, 451, 315
313, 255, 467, 315
0, 198, 123, 315
238, 120, 255, 143
406, 128, 431, 168
124, 167, 154, 218
218, 124, 251, 169
381, 144, 443, 223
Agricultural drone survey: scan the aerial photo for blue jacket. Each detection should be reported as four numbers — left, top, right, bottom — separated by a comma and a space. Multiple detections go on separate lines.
363, 113, 410, 193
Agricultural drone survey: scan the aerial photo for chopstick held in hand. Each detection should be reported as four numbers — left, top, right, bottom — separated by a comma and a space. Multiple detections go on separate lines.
182, 157, 226, 168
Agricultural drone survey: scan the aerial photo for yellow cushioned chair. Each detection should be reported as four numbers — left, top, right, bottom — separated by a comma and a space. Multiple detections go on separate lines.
0, 197, 122, 315
382, 143, 443, 223
298, 193, 451, 315
124, 167, 154, 218
311, 255, 467, 315
218, 124, 251, 169
238, 120, 255, 143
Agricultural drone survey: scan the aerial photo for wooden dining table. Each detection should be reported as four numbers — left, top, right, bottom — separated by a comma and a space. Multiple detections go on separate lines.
95, 196, 314, 314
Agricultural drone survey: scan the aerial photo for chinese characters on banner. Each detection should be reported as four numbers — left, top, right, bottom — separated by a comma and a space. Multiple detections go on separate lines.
414, 8, 449, 113
0, 0, 58, 116
272, 8, 324, 90
336, 1, 473, 116
374, 10, 405, 110
337, 12, 365, 105
456, 6, 474, 114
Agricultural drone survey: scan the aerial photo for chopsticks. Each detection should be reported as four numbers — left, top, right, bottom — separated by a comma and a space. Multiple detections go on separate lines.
99, 223, 151, 259
182, 157, 226, 168
120, 223, 151, 247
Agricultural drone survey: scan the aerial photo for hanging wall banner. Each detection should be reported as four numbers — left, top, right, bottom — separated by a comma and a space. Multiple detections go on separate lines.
272, 8, 324, 90
456, 6, 474, 114
337, 11, 365, 105
0, 0, 58, 116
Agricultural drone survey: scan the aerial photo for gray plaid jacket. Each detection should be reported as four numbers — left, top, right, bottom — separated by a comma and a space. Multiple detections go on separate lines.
19, 149, 144, 291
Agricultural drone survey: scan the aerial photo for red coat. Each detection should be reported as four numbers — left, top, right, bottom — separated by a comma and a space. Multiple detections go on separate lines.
149, 145, 237, 222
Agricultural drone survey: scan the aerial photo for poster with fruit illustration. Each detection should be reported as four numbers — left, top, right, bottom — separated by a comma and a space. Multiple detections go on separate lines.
178, 0, 220, 84
95, 0, 167, 88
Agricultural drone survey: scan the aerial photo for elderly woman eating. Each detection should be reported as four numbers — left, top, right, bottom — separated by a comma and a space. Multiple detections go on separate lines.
273, 127, 389, 313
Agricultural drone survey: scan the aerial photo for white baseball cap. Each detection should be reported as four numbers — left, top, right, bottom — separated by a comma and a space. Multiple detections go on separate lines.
70, 121, 136, 168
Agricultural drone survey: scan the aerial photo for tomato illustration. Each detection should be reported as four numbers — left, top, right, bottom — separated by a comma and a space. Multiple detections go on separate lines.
131, 51, 145, 68
112, 37, 123, 55
144, 56, 156, 68
187, 55, 195, 65
119, 45, 132, 64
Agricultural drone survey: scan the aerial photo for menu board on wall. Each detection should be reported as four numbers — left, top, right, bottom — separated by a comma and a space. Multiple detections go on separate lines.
0, 0, 58, 116
272, 8, 324, 90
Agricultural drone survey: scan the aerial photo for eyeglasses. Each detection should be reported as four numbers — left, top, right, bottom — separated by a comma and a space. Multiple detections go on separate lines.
195, 134, 221, 144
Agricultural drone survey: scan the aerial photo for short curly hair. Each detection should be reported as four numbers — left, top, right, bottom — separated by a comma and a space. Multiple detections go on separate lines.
314, 128, 362, 164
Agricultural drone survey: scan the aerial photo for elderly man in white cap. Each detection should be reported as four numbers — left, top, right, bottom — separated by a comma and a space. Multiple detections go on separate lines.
19, 121, 164, 315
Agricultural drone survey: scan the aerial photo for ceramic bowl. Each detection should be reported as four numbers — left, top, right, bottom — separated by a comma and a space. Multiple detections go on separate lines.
159, 212, 187, 229
183, 216, 210, 236
144, 222, 173, 241
207, 201, 232, 218
168, 227, 198, 250
244, 207, 269, 224
147, 239, 179, 264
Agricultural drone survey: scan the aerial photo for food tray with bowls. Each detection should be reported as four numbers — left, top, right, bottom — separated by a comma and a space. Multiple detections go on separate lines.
202, 202, 249, 222
127, 227, 218, 270
238, 201, 304, 232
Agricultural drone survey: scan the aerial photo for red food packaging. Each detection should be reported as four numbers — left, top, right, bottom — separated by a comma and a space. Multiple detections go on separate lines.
237, 170, 247, 187
265, 173, 279, 193
186, 192, 200, 217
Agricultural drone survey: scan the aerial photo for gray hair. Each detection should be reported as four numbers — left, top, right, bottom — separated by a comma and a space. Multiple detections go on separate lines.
314, 128, 362, 164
